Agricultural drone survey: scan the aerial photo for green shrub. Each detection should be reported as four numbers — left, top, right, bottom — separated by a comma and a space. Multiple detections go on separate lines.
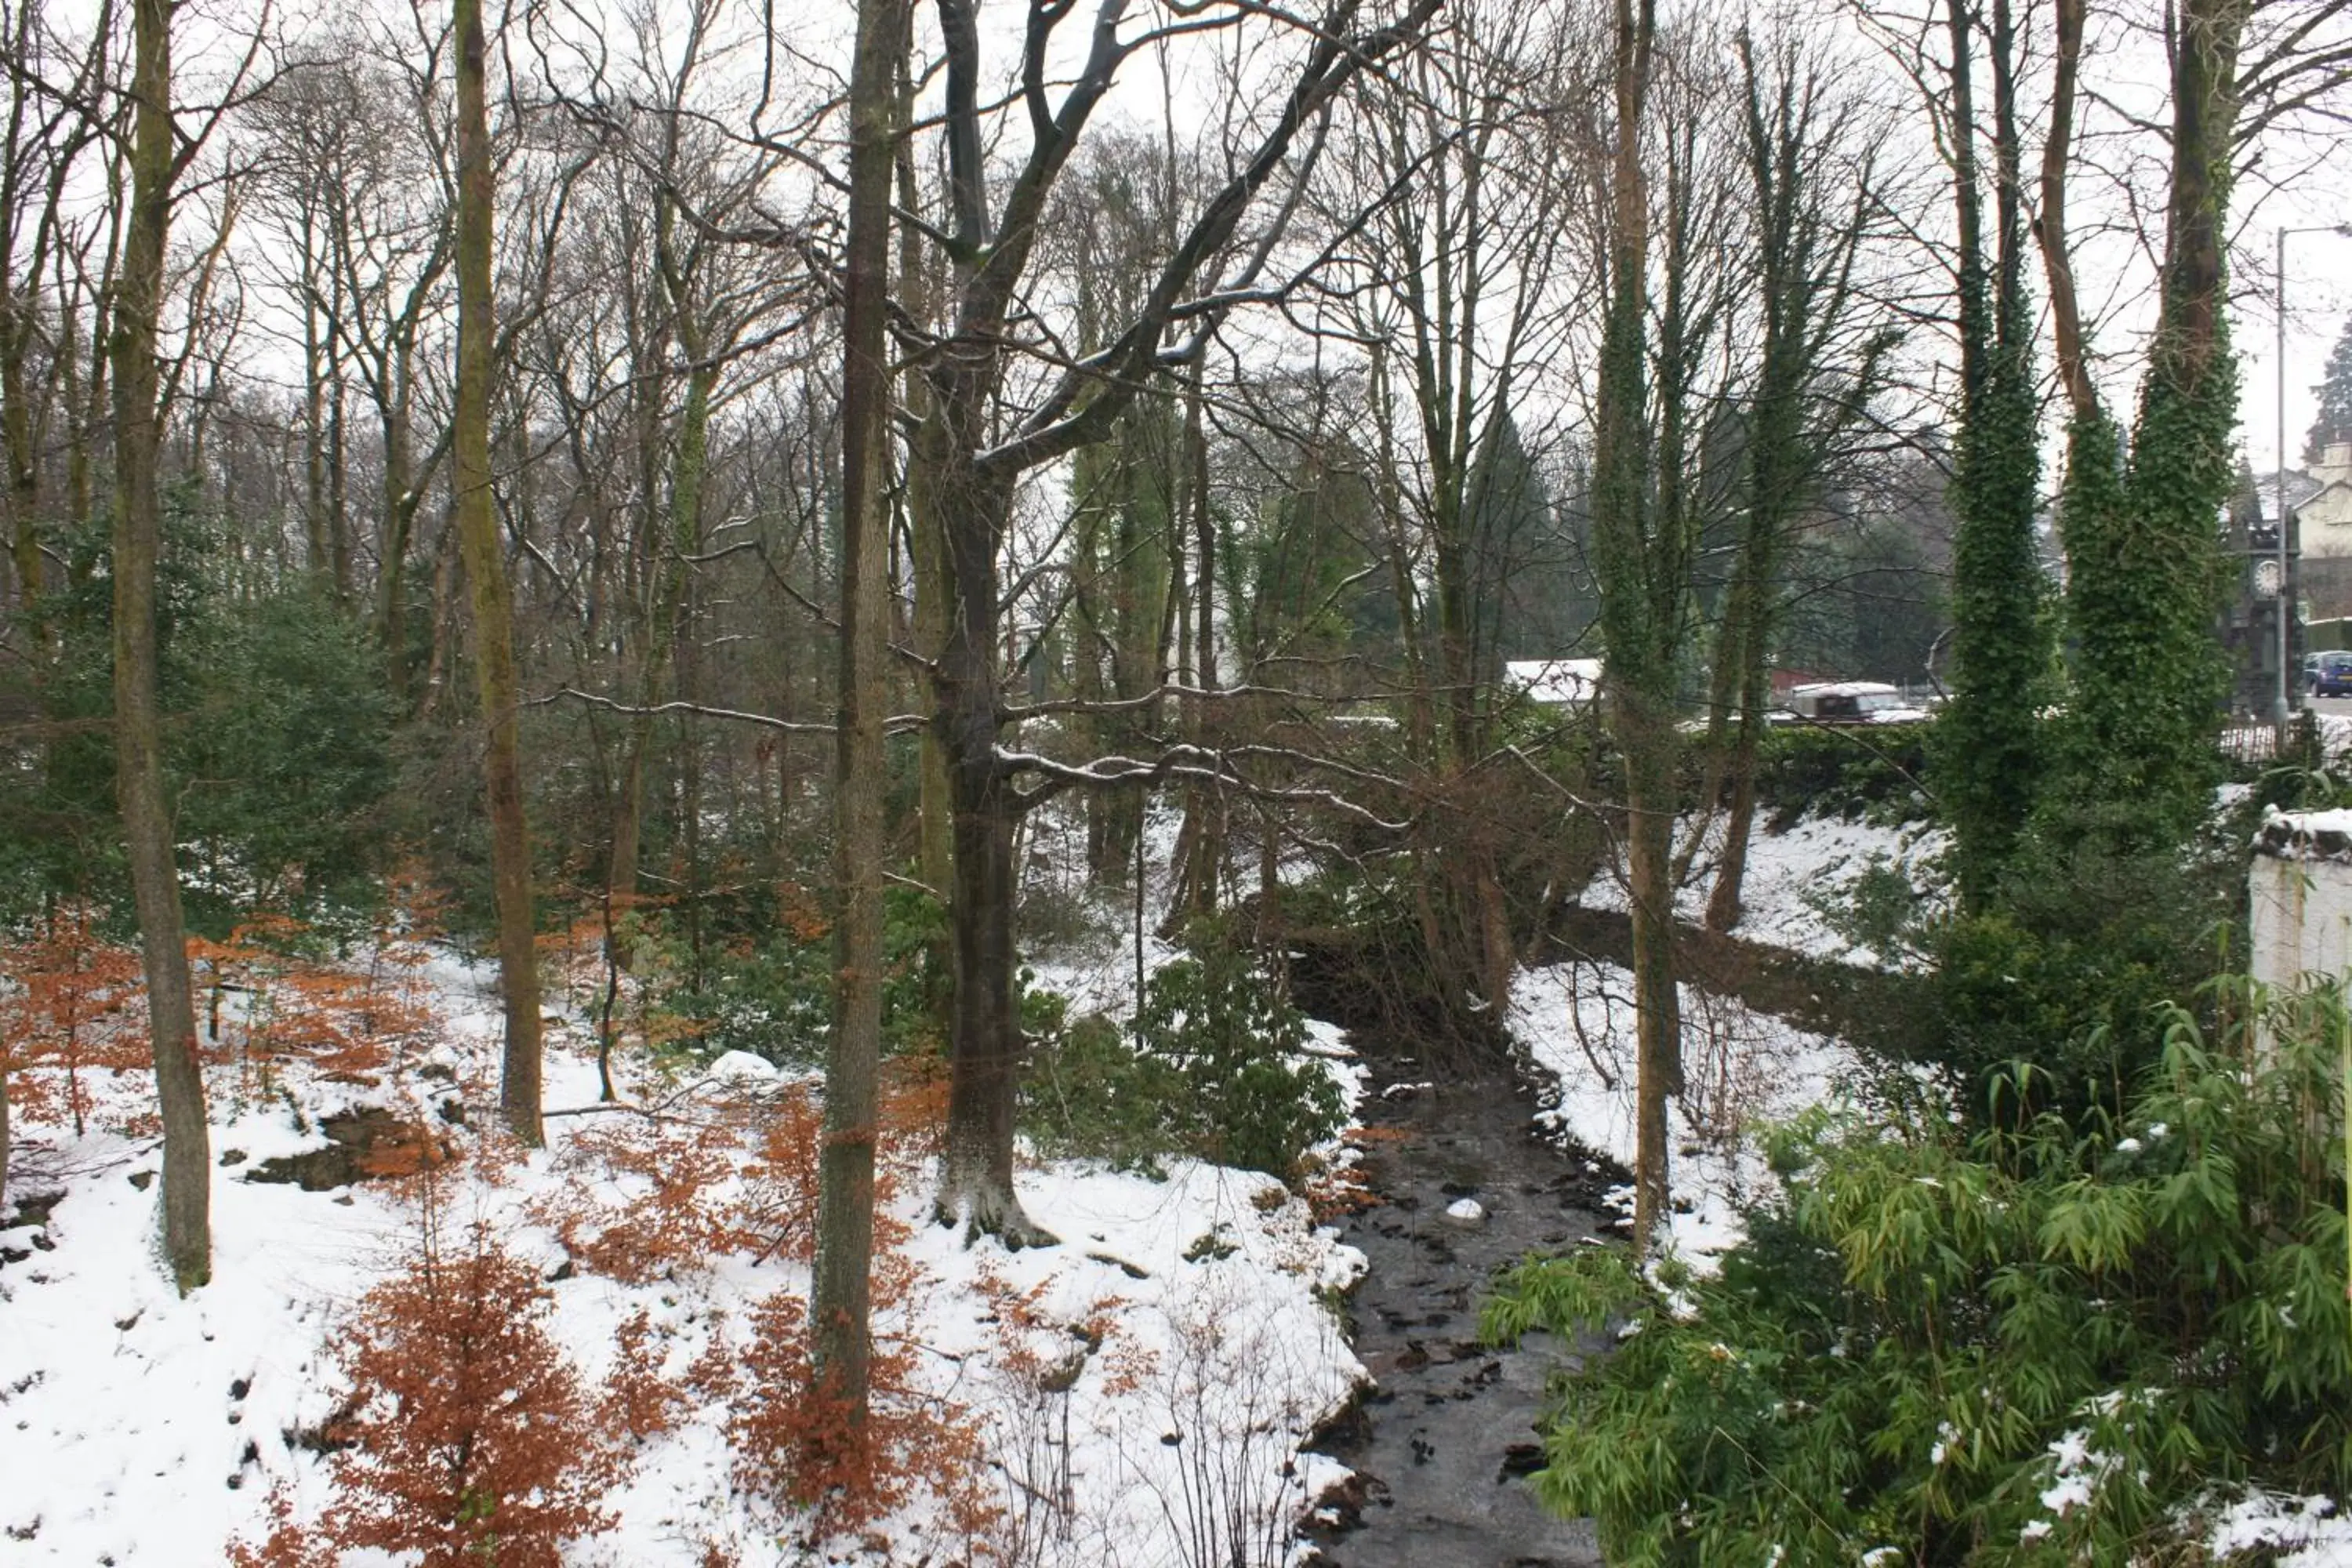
1930, 816, 2234, 1114
1483, 979, 2352, 1566
1802, 849, 1935, 967
1018, 985, 1185, 1173
1755, 718, 1936, 829
1, 504, 394, 927
1018, 931, 1346, 1181
1133, 930, 1346, 1180
644, 884, 948, 1069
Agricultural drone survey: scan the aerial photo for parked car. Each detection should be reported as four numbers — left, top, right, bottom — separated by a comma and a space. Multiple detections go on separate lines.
1777, 681, 1931, 724
2309, 651, 2352, 697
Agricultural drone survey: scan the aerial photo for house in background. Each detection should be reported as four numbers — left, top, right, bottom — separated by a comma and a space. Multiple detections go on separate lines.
2285, 445, 2352, 640
2293, 442, 2352, 550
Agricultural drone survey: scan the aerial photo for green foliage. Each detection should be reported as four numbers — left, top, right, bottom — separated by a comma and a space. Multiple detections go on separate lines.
1017, 985, 1185, 1173
2307, 310, 2352, 465
1936, 325, 2053, 911
1801, 851, 1931, 967
1132, 929, 1345, 1179
0, 502, 395, 927
1020, 931, 1345, 1181
642, 884, 947, 1069
1930, 818, 2234, 1111
1485, 981, 2352, 1565
1756, 719, 1935, 829
2056, 397, 2232, 854
175, 587, 394, 918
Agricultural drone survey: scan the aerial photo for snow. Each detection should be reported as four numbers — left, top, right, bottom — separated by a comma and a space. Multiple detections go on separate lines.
1504, 956, 1883, 1269
1442, 1197, 1485, 1224
2257, 804, 2352, 847
702, 1048, 780, 1082
2209, 1492, 2352, 1566
1, 935, 1366, 1566
1577, 809, 1947, 968
1503, 659, 1603, 707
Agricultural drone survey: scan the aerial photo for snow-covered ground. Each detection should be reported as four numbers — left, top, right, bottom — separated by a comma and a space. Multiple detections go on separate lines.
1, 938, 1364, 1566
1577, 808, 1948, 967
1541, 805, 1941, 1261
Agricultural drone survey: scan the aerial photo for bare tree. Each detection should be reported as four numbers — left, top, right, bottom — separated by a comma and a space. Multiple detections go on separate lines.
906, 0, 1439, 1242
112, 0, 209, 1291
1335, 0, 1591, 1022
1699, 29, 1897, 932
451, 0, 543, 1144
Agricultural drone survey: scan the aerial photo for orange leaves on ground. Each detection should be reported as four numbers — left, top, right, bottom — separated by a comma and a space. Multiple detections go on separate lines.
974, 1265, 1147, 1398
190, 914, 447, 1088
607, 1307, 690, 1443
535, 1110, 763, 1283
535, 1051, 996, 1553
708, 1283, 998, 1550
229, 1198, 652, 1567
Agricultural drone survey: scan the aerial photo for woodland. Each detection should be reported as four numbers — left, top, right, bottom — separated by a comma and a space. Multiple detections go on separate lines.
3, 0, 2352, 1563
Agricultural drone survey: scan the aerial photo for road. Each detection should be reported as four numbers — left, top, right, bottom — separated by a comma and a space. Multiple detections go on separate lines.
2307, 696, 2352, 718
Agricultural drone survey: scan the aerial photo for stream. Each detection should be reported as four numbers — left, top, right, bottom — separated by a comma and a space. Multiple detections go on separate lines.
1301, 1033, 1615, 1568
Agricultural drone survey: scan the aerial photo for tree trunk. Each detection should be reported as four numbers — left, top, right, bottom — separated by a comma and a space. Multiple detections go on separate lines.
114, 0, 209, 1294
1169, 371, 1224, 923
932, 458, 1052, 1244
812, 0, 906, 1428
376, 382, 415, 699
1704, 688, 1766, 933
452, 0, 543, 1145
1591, 0, 1672, 1255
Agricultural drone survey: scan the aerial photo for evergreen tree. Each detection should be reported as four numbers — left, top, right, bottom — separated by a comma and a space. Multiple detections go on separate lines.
2308, 311, 2352, 463
1465, 414, 1573, 662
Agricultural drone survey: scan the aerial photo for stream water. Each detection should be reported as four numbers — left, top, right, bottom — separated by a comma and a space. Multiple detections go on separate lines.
1301, 1034, 1615, 1568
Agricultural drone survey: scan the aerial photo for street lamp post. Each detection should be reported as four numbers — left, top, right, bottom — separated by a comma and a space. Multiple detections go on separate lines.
2276, 223, 2352, 741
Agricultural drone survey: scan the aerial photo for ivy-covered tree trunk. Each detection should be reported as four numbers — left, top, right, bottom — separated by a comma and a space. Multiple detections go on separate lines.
1931, 0, 2048, 911
452, 0, 543, 1145
2060, 0, 2244, 843
113, 0, 209, 1293
1589, 0, 1674, 1254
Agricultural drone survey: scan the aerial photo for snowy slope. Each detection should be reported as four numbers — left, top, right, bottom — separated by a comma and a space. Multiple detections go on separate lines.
1578, 809, 1948, 967
1504, 956, 1891, 1268
1, 942, 1364, 1566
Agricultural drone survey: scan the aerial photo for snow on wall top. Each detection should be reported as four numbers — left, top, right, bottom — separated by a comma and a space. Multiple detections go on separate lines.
2252, 805, 2352, 861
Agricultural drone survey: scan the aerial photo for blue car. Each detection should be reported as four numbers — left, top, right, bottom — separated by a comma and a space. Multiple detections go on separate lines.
2310, 652, 2352, 697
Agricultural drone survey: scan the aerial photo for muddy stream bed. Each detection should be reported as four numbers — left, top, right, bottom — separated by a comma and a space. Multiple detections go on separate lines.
1299, 1033, 1618, 1568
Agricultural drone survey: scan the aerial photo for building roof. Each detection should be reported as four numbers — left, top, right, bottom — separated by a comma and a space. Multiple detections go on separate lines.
1785, 681, 1903, 699
2257, 469, 2328, 524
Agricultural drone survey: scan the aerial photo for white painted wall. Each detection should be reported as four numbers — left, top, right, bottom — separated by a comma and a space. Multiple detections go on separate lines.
2249, 810, 2352, 989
